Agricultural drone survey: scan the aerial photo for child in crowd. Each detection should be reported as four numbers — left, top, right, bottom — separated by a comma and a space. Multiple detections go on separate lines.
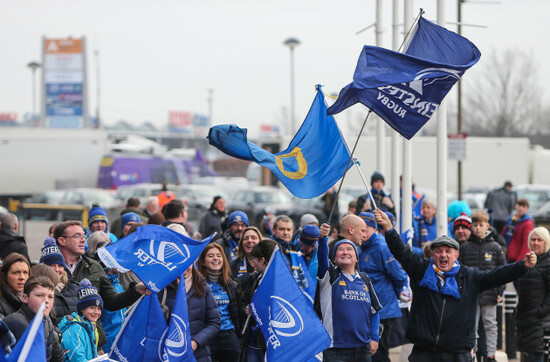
458, 210, 505, 362
3, 275, 64, 361
59, 278, 103, 361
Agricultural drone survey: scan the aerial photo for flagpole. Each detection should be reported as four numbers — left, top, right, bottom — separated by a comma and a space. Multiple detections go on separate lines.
326, 111, 374, 224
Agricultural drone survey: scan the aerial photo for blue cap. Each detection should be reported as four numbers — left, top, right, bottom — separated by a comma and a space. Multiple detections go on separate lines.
88, 206, 108, 229
299, 225, 320, 246
121, 212, 141, 229
227, 211, 249, 227
77, 278, 103, 312
359, 212, 377, 229
385, 211, 396, 227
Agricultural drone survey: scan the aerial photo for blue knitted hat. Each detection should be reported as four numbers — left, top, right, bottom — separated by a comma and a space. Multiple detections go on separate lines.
88, 205, 109, 231
359, 212, 377, 229
227, 211, 249, 227
77, 278, 103, 312
299, 225, 320, 246
332, 239, 359, 260
39, 237, 66, 268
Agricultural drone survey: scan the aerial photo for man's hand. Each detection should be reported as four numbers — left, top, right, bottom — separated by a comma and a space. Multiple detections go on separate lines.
370, 340, 379, 355
319, 223, 331, 238
191, 340, 198, 351
135, 282, 152, 295
524, 250, 537, 268
374, 209, 392, 231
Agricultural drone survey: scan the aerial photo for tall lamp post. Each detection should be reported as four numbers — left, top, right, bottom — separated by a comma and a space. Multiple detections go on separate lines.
283, 37, 300, 135
27, 61, 41, 123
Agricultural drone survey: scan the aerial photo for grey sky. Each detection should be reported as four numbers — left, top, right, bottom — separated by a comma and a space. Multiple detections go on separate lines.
2, 0, 548, 136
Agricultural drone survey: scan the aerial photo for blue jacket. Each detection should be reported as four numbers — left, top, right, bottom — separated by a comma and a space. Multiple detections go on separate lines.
59, 313, 98, 362
359, 232, 407, 319
187, 282, 221, 361
101, 273, 126, 353
412, 215, 437, 256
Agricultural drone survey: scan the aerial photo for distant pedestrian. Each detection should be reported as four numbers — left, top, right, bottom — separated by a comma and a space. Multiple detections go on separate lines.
503, 198, 535, 264
109, 197, 148, 237
356, 171, 395, 215
0, 213, 31, 263
412, 198, 438, 256
217, 211, 249, 262
485, 181, 516, 234
156, 183, 175, 209
199, 196, 227, 239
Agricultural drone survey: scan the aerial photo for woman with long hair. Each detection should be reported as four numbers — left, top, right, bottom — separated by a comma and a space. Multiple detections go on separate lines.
231, 226, 262, 279
0, 253, 31, 317
184, 264, 221, 362
197, 243, 241, 362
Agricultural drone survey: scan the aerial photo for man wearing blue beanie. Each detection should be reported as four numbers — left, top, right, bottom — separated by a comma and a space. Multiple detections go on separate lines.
120, 212, 141, 238
87, 205, 117, 242
216, 210, 249, 262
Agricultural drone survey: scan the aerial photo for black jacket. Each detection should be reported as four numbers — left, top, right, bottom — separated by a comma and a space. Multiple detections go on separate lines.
385, 228, 528, 353
237, 272, 265, 353
516, 251, 550, 353
0, 285, 22, 317
458, 233, 506, 305
0, 230, 30, 263
3, 304, 64, 362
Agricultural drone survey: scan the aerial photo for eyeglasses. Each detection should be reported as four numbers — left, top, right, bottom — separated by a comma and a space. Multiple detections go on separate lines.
62, 234, 86, 240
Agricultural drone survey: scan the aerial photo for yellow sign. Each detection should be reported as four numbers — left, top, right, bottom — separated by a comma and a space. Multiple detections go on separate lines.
275, 147, 307, 180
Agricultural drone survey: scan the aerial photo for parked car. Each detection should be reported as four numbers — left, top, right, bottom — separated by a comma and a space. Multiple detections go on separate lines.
22, 190, 65, 219
533, 200, 550, 229
59, 188, 123, 222
226, 186, 293, 227
514, 184, 550, 215
175, 184, 228, 222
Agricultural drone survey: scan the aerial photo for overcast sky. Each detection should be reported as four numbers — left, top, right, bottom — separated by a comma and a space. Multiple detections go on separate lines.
2, 0, 548, 136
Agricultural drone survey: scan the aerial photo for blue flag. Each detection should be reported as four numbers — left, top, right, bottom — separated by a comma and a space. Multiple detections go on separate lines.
288, 251, 317, 305
110, 295, 167, 362
208, 88, 351, 198
250, 249, 331, 361
159, 273, 196, 362
7, 302, 46, 362
98, 225, 214, 293
327, 16, 480, 139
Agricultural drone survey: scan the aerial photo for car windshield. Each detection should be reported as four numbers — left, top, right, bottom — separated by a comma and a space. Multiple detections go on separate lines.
516, 189, 550, 213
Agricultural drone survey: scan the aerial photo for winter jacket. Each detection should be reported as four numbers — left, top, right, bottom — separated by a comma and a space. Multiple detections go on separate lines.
216, 231, 239, 263
502, 214, 535, 262
187, 282, 221, 361
0, 285, 22, 317
516, 251, 550, 353
458, 233, 506, 305
54, 256, 141, 324
59, 313, 98, 362
238, 271, 266, 353
3, 304, 64, 362
359, 232, 407, 320
230, 257, 254, 279
384, 228, 529, 353
198, 209, 226, 239
0, 230, 30, 263
101, 273, 126, 353
356, 189, 395, 216
485, 187, 517, 223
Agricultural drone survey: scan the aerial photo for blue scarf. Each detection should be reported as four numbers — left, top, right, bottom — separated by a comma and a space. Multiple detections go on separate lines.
419, 259, 461, 299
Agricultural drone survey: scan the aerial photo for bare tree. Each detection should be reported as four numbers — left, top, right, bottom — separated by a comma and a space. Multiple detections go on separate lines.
463, 48, 544, 136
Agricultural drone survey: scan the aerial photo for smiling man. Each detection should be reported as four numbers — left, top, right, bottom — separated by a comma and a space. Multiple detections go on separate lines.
374, 209, 537, 362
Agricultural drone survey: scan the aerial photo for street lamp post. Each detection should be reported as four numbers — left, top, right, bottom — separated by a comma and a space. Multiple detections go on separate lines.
283, 37, 300, 135
27, 61, 41, 123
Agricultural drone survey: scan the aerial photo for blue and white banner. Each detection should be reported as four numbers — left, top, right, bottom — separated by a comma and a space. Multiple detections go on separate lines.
208, 87, 351, 199
98, 225, 214, 293
289, 251, 317, 305
110, 295, 167, 362
159, 273, 196, 362
327, 16, 480, 140
6, 302, 46, 361
250, 249, 330, 361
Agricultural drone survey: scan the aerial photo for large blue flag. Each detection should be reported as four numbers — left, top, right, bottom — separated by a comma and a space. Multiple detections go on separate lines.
98, 225, 214, 293
110, 294, 167, 362
6, 302, 46, 362
288, 251, 317, 305
159, 273, 196, 362
250, 249, 330, 361
327, 16, 480, 139
208, 87, 351, 199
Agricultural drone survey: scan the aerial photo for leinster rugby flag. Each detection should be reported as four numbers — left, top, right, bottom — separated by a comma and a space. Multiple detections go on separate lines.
250, 249, 330, 361
327, 16, 481, 139
208, 87, 351, 199
98, 225, 214, 293
159, 272, 196, 362
110, 295, 167, 362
